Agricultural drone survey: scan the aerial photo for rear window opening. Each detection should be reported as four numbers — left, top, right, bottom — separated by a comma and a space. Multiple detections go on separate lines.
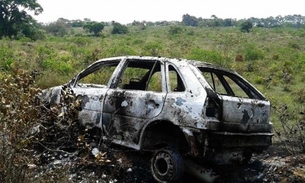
198, 67, 265, 100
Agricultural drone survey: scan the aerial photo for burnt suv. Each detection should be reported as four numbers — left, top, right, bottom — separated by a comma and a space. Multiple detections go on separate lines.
40, 56, 273, 182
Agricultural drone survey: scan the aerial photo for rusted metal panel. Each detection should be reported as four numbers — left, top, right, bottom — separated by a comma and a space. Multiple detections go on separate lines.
221, 96, 270, 125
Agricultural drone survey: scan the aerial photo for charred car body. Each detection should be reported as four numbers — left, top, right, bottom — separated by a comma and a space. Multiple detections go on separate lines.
40, 56, 273, 182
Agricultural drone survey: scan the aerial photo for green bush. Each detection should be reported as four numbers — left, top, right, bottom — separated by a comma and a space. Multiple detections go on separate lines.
0, 69, 40, 183
70, 37, 93, 46
189, 48, 224, 65
111, 22, 128, 34
244, 44, 265, 61
288, 41, 300, 49
169, 26, 183, 35
143, 42, 163, 56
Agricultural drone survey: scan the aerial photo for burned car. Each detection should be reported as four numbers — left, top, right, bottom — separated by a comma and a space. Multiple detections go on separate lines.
40, 56, 272, 182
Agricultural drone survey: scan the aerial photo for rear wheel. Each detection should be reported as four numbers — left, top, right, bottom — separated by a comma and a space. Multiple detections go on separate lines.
243, 151, 253, 164
151, 147, 184, 182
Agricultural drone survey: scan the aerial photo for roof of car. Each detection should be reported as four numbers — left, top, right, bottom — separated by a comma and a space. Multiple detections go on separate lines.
97, 55, 237, 74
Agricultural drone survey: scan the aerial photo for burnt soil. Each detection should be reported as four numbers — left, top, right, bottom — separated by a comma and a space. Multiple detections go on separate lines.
31, 139, 305, 183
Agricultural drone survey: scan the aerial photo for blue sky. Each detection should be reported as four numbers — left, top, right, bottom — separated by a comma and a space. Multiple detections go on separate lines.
34, 0, 304, 24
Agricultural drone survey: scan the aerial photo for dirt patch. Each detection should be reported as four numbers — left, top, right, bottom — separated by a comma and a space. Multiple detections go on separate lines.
27, 140, 305, 183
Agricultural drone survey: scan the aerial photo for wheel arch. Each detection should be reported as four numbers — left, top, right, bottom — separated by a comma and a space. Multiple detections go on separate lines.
139, 120, 190, 154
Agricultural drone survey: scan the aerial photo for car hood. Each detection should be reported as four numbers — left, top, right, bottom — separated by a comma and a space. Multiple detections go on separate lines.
39, 85, 64, 104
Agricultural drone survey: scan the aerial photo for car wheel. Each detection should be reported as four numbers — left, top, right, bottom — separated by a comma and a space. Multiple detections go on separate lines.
243, 151, 252, 164
151, 147, 184, 183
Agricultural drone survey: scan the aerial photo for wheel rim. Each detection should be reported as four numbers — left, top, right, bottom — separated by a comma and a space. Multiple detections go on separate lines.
151, 148, 184, 182
154, 152, 174, 180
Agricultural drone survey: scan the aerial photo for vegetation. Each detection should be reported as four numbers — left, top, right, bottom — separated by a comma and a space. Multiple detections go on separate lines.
0, 0, 43, 40
240, 21, 253, 33
111, 21, 128, 34
83, 21, 105, 36
2, 10, 305, 182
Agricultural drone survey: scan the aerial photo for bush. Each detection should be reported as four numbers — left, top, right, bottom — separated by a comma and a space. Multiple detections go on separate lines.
189, 48, 224, 65
244, 44, 265, 61
0, 46, 14, 71
0, 69, 40, 183
143, 42, 163, 56
111, 22, 128, 34
169, 26, 183, 35
273, 105, 305, 154
288, 41, 300, 49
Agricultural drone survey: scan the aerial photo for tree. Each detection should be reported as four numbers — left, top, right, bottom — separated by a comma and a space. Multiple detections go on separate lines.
83, 21, 105, 36
71, 19, 85, 27
111, 22, 128, 34
240, 21, 253, 33
182, 14, 198, 26
45, 19, 70, 36
0, 0, 43, 39
211, 15, 220, 27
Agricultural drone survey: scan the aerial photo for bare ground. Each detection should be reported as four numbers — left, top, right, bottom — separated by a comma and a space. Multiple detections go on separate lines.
29, 141, 305, 183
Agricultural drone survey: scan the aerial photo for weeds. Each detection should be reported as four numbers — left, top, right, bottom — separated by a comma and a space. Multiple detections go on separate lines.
273, 104, 305, 154
0, 68, 117, 182
0, 69, 40, 183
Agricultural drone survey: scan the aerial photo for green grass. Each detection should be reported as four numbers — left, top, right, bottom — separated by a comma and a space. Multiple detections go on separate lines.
1, 25, 305, 140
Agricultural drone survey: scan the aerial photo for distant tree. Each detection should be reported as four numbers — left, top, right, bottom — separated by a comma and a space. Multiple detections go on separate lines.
132, 20, 142, 26
71, 19, 84, 27
45, 19, 70, 36
132, 21, 146, 30
83, 18, 91, 22
240, 21, 253, 32
211, 15, 221, 27
256, 23, 264, 27
18, 23, 46, 40
83, 21, 105, 36
223, 18, 233, 27
182, 14, 198, 26
111, 22, 128, 34
169, 26, 183, 35
0, 0, 43, 39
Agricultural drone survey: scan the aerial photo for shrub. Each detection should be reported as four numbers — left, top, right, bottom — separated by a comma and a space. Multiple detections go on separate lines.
244, 44, 265, 61
71, 37, 93, 46
169, 26, 183, 35
240, 21, 253, 33
111, 22, 128, 34
0, 69, 40, 183
143, 42, 163, 56
0, 46, 14, 71
288, 41, 300, 49
273, 105, 305, 154
189, 48, 224, 65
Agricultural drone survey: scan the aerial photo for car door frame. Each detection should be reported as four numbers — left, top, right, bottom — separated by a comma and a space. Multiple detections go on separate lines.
102, 58, 167, 149
69, 58, 124, 129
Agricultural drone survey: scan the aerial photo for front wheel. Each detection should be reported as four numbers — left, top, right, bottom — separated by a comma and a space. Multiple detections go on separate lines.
151, 147, 184, 183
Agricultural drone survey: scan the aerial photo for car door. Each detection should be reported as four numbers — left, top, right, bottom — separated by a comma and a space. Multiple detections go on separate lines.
70, 59, 122, 129
103, 59, 166, 147
201, 68, 271, 132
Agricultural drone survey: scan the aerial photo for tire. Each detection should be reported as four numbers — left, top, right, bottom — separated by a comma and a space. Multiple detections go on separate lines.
151, 147, 184, 183
243, 151, 253, 164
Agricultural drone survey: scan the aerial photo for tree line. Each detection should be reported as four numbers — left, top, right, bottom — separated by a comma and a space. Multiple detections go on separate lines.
1, 0, 305, 40
181, 14, 305, 28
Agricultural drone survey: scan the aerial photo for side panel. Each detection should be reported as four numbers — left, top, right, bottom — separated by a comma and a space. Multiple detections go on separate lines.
221, 95, 271, 132
72, 87, 108, 128
103, 89, 166, 144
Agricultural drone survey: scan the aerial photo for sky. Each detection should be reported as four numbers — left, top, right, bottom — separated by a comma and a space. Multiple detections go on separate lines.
34, 0, 304, 24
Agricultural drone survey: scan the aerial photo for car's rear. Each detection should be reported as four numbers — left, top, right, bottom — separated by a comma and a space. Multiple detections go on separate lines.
190, 61, 273, 163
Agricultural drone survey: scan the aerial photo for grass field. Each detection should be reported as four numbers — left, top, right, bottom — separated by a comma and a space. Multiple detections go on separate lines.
2, 24, 305, 182
1, 25, 305, 143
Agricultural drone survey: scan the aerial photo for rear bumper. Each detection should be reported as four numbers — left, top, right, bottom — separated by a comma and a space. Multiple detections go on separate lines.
220, 122, 273, 132
208, 131, 273, 151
